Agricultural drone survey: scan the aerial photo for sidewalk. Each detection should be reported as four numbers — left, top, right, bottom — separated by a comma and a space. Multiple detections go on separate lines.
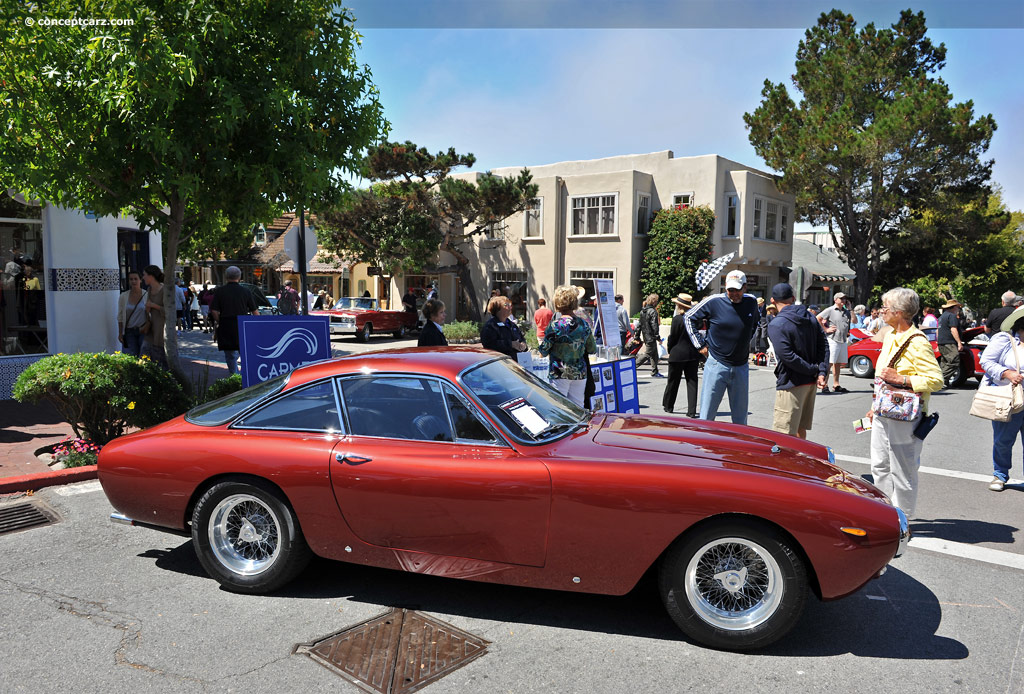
0, 329, 235, 490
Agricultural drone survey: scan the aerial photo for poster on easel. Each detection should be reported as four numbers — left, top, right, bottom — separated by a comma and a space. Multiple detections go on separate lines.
593, 278, 620, 348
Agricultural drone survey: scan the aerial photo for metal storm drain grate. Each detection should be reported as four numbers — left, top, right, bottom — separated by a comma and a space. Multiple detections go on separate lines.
295, 608, 490, 693
0, 502, 58, 536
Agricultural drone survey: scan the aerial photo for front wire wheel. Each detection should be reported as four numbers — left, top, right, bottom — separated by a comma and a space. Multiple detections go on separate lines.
660, 521, 807, 650
192, 480, 312, 593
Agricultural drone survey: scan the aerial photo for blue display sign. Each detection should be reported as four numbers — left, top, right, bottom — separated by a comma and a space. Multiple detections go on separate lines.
237, 316, 332, 387
586, 357, 639, 414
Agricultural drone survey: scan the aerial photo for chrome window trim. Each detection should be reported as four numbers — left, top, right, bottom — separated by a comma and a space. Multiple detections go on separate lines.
229, 378, 345, 434
335, 372, 511, 449
186, 373, 292, 427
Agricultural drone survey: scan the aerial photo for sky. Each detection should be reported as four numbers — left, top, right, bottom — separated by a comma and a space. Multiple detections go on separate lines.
346, 0, 1024, 226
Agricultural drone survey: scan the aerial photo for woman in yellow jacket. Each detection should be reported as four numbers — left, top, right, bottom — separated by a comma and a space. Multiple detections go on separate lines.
867, 287, 944, 516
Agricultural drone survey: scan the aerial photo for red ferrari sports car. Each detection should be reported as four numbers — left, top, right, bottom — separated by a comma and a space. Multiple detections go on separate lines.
99, 348, 908, 650
847, 326, 987, 386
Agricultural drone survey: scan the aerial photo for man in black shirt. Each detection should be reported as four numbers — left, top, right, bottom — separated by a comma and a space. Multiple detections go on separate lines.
936, 299, 963, 387
210, 266, 258, 376
986, 290, 1018, 335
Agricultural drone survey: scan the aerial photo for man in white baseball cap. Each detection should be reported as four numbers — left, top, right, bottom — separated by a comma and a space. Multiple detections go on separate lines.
685, 269, 760, 424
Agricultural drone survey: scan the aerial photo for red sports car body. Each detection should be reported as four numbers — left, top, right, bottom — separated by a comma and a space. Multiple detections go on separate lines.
99, 348, 908, 650
312, 297, 417, 341
847, 326, 986, 386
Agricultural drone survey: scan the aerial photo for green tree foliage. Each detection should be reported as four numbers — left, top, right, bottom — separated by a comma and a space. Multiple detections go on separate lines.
0, 1, 386, 372
744, 9, 996, 304
319, 141, 537, 322
13, 351, 191, 445
877, 188, 1020, 313
640, 206, 715, 317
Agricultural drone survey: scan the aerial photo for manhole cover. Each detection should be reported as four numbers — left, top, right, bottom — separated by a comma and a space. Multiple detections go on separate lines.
295, 608, 490, 693
0, 502, 58, 536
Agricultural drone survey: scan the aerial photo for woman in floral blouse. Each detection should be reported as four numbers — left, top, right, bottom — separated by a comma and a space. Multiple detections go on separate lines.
539, 285, 597, 407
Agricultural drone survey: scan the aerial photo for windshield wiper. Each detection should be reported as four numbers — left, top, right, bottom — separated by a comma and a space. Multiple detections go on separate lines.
535, 421, 584, 439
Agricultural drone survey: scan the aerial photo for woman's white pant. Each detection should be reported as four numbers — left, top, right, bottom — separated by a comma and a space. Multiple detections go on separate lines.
870, 416, 923, 516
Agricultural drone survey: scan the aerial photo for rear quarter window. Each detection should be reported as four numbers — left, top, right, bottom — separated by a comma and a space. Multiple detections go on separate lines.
185, 374, 288, 426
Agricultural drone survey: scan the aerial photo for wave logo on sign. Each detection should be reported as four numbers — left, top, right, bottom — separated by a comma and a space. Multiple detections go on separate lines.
257, 328, 319, 359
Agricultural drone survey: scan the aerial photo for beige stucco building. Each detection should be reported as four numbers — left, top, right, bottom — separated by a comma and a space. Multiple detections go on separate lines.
391, 150, 795, 321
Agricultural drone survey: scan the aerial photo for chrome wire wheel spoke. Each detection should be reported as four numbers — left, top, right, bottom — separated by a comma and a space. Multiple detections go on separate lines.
685, 537, 784, 631
208, 494, 282, 576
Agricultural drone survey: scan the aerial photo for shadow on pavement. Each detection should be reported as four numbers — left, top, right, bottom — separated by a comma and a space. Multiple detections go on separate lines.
910, 518, 1019, 545
140, 542, 966, 658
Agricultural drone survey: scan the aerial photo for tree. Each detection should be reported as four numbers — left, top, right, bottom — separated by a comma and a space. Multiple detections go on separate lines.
319, 141, 537, 322
0, 0, 386, 374
639, 206, 715, 317
744, 9, 997, 304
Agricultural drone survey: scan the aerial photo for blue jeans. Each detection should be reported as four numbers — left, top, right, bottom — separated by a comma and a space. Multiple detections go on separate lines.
224, 350, 239, 376
991, 409, 1024, 482
699, 354, 749, 425
122, 327, 143, 357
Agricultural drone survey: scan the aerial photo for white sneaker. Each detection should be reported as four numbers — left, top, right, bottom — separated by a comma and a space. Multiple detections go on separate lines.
989, 477, 1005, 492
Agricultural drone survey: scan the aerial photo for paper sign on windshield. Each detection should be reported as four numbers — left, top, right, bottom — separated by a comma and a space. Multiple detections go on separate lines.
499, 397, 550, 436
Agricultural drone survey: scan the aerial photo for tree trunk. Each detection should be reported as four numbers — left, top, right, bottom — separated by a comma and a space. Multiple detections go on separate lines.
162, 198, 187, 385
456, 259, 481, 323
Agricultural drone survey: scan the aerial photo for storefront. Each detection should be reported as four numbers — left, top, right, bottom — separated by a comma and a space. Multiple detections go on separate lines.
1, 195, 156, 398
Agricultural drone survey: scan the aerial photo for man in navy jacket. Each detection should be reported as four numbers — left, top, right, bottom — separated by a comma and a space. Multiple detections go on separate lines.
685, 270, 759, 424
766, 283, 829, 438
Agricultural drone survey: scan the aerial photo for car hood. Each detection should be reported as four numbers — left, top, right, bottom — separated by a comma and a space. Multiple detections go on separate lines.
591, 413, 853, 485
313, 309, 362, 317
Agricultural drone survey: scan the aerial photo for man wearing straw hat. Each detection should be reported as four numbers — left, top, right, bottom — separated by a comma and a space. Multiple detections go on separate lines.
937, 298, 963, 387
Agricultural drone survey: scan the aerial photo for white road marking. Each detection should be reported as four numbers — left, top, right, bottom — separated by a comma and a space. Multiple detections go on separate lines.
865, 595, 888, 601
834, 453, 1023, 485
909, 536, 1024, 571
52, 481, 102, 496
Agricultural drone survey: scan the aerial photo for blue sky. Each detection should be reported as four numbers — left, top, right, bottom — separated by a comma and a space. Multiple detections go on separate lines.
349, 2, 1024, 217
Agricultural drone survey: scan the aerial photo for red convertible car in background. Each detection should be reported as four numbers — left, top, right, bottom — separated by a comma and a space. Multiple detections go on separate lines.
99, 348, 908, 651
312, 297, 417, 341
847, 326, 987, 387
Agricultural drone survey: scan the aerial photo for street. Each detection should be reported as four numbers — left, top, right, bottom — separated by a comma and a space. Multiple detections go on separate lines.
1, 339, 1023, 693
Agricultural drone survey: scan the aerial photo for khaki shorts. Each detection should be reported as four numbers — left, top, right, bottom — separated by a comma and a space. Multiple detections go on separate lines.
773, 383, 817, 436
828, 338, 848, 364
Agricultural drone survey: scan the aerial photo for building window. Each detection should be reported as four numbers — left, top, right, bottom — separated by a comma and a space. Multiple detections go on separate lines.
254, 224, 266, 245
1, 199, 46, 356
725, 194, 738, 237
765, 201, 778, 241
570, 194, 617, 236
569, 269, 614, 314
780, 205, 789, 242
484, 221, 505, 241
671, 192, 693, 209
636, 193, 651, 236
492, 271, 527, 319
357, 279, 367, 296
523, 198, 543, 239
753, 198, 762, 238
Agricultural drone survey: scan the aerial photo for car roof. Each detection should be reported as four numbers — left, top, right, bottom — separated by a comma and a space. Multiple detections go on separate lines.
284, 347, 501, 389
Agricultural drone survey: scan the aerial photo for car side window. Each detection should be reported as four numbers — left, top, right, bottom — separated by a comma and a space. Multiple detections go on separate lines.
234, 381, 341, 432
442, 385, 496, 443
340, 376, 455, 442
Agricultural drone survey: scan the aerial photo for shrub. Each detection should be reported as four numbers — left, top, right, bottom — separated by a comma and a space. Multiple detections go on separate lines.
443, 321, 481, 342
13, 352, 191, 445
203, 374, 244, 403
53, 437, 100, 468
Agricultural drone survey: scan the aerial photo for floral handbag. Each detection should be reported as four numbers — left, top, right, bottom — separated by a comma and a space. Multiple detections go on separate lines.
871, 334, 927, 422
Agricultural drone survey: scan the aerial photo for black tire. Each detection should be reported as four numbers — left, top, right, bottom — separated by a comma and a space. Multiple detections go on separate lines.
848, 354, 874, 379
393, 324, 407, 339
658, 520, 808, 651
357, 323, 372, 342
191, 479, 312, 594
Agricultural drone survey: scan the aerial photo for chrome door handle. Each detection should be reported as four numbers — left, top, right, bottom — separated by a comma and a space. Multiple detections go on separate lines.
336, 453, 372, 465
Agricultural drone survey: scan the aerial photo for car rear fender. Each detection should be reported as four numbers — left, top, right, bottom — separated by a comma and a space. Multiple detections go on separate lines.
657, 512, 823, 600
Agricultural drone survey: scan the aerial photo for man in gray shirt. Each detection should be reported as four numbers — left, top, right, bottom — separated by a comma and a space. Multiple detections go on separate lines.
817, 292, 851, 393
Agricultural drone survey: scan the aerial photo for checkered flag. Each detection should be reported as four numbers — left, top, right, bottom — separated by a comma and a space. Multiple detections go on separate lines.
695, 252, 736, 291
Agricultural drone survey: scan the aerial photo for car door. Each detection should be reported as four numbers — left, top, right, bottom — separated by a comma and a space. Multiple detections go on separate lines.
331, 375, 551, 567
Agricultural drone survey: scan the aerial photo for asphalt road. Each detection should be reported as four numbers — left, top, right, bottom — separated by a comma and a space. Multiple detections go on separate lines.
1, 338, 1022, 693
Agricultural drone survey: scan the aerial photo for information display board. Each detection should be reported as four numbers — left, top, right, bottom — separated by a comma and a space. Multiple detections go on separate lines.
588, 356, 639, 414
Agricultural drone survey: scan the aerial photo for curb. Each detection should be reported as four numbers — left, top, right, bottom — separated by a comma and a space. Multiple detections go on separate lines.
0, 465, 98, 495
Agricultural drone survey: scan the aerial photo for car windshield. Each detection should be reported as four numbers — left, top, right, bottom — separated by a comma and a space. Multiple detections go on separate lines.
332, 297, 376, 310
461, 358, 587, 444
185, 374, 288, 426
